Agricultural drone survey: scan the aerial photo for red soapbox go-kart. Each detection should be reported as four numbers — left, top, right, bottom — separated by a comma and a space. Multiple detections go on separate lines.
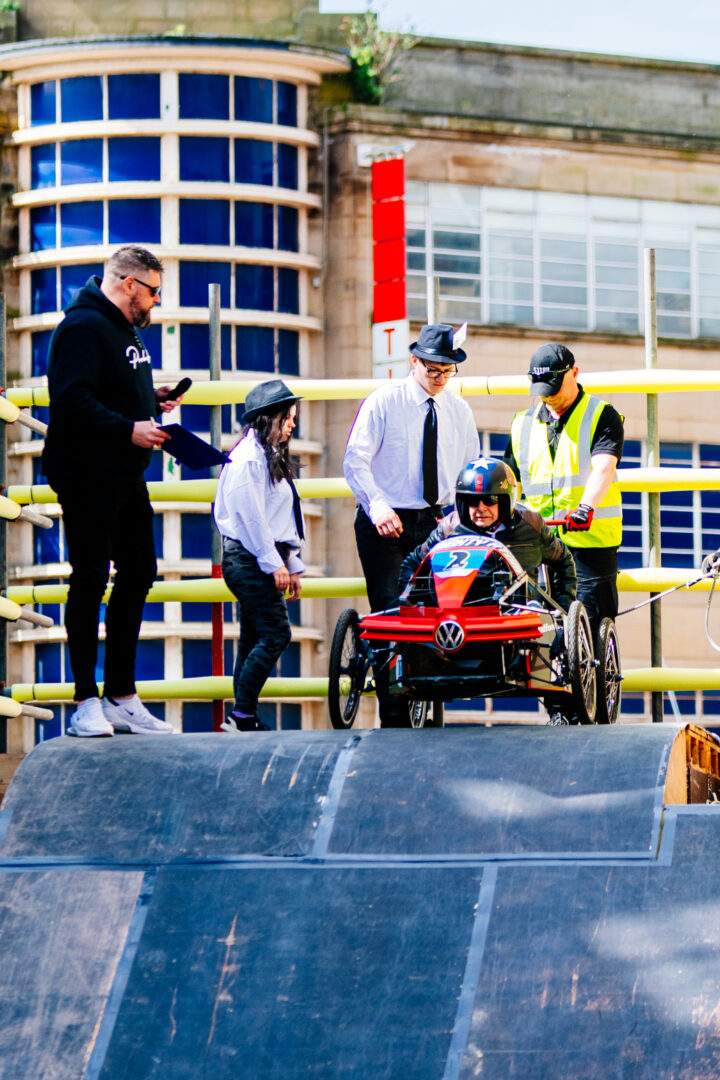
328, 532, 621, 729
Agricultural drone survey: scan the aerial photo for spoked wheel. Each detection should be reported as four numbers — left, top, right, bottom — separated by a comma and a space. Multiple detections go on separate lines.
328, 609, 367, 730
407, 700, 429, 728
565, 600, 597, 724
595, 618, 621, 725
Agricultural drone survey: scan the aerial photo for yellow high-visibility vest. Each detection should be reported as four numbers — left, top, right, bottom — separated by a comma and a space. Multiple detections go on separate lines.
510, 394, 622, 549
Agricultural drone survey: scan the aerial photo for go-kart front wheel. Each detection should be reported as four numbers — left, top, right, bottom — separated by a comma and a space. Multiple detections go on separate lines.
595, 618, 621, 725
328, 608, 366, 730
565, 601, 597, 724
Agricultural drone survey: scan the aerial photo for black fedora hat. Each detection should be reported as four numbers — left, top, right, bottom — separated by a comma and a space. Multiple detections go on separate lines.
243, 379, 303, 423
409, 323, 467, 364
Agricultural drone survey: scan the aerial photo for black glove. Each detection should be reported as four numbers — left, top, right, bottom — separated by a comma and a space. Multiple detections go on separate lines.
564, 503, 594, 532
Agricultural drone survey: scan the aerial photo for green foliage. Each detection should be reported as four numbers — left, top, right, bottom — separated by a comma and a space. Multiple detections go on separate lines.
342, 8, 417, 105
0, 1, 19, 12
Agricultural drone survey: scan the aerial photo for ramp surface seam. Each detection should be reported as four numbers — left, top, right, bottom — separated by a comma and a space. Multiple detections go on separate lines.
82, 867, 157, 1080
310, 731, 366, 859
442, 864, 498, 1080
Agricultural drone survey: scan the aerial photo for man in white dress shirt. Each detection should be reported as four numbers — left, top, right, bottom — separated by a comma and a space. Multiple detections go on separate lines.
343, 323, 479, 725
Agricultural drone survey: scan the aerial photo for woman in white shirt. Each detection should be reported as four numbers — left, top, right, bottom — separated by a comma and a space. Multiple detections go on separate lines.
213, 379, 305, 732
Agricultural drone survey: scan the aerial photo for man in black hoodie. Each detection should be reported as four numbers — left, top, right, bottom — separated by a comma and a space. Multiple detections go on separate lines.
42, 246, 184, 737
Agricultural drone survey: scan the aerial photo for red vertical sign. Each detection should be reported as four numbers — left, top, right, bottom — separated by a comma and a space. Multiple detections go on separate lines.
371, 158, 406, 323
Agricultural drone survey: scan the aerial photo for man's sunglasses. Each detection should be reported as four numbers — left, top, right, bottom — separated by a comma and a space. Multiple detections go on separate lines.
467, 495, 499, 506
123, 275, 162, 298
528, 364, 572, 384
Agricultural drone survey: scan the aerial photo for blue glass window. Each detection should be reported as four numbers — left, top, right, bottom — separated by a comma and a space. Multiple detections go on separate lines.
108, 73, 161, 119
235, 202, 273, 248
60, 263, 102, 309
139, 323, 162, 366
108, 199, 161, 244
179, 137, 230, 182
234, 76, 273, 123
34, 517, 61, 564
281, 704, 302, 730
31, 267, 57, 314
181, 514, 211, 558
31, 144, 56, 189
179, 199, 230, 245
108, 137, 161, 182
180, 404, 210, 433
61, 139, 103, 185
179, 73, 229, 120
36, 642, 62, 683
234, 139, 273, 185
30, 205, 57, 251
278, 330, 299, 375
60, 76, 103, 122
278, 268, 299, 314
60, 201, 103, 247
31, 81, 56, 126
135, 640, 164, 682
278, 205, 298, 251
236, 264, 274, 311
182, 702, 212, 733
180, 323, 231, 371
277, 82, 297, 127
277, 144, 298, 189
236, 326, 274, 372
32, 330, 53, 378
179, 261, 231, 307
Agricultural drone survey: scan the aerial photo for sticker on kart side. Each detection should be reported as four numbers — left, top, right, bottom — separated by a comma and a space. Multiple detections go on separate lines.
429, 534, 525, 579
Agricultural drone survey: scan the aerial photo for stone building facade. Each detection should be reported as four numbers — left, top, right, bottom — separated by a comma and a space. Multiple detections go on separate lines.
0, 2, 719, 743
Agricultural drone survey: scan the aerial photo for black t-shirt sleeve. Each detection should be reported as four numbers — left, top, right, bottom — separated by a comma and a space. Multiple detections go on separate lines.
590, 404, 624, 463
503, 437, 521, 480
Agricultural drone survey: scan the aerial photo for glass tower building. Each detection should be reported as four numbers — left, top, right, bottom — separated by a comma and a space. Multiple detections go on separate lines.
1, 37, 347, 737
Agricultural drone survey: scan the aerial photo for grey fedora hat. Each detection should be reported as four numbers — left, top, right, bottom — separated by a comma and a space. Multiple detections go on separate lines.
409, 323, 467, 364
243, 379, 303, 422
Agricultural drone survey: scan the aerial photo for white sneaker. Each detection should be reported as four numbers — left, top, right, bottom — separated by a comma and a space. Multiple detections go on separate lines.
68, 697, 114, 738
102, 695, 174, 735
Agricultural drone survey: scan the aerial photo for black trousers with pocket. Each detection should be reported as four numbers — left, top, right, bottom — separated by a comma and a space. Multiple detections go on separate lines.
221, 538, 293, 716
52, 480, 157, 702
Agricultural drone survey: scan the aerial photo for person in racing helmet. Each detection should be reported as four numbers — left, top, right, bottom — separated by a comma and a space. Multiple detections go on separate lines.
399, 456, 576, 611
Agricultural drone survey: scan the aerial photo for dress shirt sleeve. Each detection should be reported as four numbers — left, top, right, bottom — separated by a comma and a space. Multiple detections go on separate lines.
342, 395, 393, 523
220, 458, 285, 574
462, 407, 480, 466
287, 551, 306, 575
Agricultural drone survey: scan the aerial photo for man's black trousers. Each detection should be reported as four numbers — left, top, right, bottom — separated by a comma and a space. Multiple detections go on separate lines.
53, 481, 157, 702
571, 545, 619, 638
354, 505, 439, 726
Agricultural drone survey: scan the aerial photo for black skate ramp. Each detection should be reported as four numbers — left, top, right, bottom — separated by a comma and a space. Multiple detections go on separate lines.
0, 725, 718, 1079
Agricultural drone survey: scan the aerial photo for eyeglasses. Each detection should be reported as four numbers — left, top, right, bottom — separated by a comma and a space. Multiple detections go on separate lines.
420, 359, 457, 380
123, 275, 161, 298
468, 495, 499, 506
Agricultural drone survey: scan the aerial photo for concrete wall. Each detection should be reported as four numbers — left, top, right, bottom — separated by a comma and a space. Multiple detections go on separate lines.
16, 0, 313, 42
386, 39, 720, 140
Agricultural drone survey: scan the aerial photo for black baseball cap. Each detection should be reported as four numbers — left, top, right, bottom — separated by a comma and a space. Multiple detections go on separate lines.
527, 343, 576, 396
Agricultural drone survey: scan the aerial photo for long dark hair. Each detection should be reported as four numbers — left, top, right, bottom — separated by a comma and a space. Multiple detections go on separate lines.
242, 404, 297, 484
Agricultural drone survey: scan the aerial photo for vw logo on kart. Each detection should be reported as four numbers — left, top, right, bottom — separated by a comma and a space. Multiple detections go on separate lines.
435, 619, 465, 652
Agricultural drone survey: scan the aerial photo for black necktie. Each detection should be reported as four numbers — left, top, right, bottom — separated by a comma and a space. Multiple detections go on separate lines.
422, 399, 438, 507
289, 477, 304, 540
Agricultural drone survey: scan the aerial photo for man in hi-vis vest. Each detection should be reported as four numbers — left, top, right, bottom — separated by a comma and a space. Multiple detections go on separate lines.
505, 343, 624, 638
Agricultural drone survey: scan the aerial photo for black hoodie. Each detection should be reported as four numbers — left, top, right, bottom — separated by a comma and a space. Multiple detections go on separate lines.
42, 277, 159, 486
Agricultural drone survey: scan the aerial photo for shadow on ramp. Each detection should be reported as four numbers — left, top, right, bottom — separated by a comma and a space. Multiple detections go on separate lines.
0, 724, 718, 1079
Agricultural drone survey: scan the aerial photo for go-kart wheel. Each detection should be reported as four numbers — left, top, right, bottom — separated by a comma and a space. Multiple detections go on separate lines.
565, 601, 597, 724
407, 700, 429, 728
595, 618, 621, 725
328, 609, 365, 730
